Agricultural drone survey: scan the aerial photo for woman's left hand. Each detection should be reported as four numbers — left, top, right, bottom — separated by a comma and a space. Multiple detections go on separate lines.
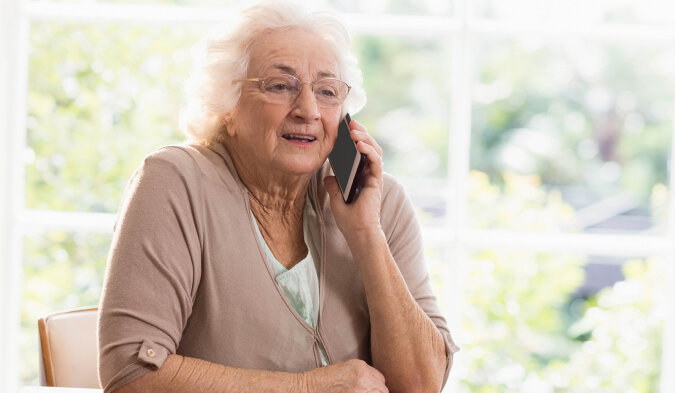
324, 119, 384, 245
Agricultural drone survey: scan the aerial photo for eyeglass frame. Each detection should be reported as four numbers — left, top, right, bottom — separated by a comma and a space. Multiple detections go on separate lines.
237, 74, 351, 108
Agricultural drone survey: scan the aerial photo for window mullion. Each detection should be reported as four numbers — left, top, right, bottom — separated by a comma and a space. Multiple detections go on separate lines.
460, 230, 669, 257
469, 18, 675, 42
443, 0, 472, 321
442, 0, 472, 391
23, 1, 235, 24
21, 210, 116, 233
658, 79, 675, 393
0, 0, 28, 391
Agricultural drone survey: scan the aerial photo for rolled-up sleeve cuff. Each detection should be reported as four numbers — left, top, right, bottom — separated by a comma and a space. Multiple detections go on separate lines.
440, 329, 460, 389
103, 340, 170, 393
138, 339, 169, 368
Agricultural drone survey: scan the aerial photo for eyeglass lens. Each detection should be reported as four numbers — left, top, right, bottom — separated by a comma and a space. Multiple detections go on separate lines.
261, 75, 348, 107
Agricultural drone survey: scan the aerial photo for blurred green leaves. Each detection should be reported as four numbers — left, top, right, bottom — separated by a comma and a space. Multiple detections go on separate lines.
26, 21, 209, 212
461, 172, 665, 393
353, 35, 451, 178
471, 38, 673, 234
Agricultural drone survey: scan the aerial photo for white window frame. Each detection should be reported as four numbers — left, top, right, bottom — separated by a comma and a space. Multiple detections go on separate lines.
1, 0, 674, 392
1, 0, 28, 392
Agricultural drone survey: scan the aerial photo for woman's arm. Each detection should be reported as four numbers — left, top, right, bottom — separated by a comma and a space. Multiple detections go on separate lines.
347, 230, 447, 393
113, 354, 302, 393
113, 354, 388, 393
324, 120, 451, 393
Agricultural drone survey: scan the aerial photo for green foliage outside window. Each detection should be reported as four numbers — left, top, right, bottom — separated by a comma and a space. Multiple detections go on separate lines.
471, 39, 673, 233
460, 171, 665, 393
26, 21, 204, 213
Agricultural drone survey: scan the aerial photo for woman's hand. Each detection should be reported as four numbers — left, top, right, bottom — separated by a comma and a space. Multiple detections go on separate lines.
324, 119, 384, 245
300, 359, 389, 393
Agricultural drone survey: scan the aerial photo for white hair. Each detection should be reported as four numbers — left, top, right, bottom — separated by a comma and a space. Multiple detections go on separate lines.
179, 0, 367, 145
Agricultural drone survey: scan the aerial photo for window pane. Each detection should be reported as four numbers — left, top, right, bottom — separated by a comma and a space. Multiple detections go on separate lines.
353, 35, 451, 223
459, 249, 666, 392
473, 0, 675, 26
26, 21, 211, 213
470, 38, 673, 234
20, 231, 112, 385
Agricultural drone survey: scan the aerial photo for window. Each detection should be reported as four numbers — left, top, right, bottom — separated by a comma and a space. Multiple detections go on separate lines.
1, 0, 673, 392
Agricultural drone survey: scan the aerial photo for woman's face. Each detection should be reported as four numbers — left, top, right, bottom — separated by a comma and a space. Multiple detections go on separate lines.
227, 27, 343, 177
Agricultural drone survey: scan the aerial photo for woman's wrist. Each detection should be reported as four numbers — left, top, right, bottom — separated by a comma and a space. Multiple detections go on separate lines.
297, 368, 325, 393
344, 227, 387, 265
294, 371, 310, 393
343, 226, 385, 250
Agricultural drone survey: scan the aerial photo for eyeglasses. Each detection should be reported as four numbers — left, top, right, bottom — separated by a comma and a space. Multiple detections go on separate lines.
239, 74, 351, 108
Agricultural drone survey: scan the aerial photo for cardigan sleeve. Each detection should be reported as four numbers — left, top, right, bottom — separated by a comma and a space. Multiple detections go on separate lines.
380, 174, 460, 389
98, 147, 203, 392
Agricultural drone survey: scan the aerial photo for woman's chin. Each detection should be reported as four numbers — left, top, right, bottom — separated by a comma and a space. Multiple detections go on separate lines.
276, 158, 324, 177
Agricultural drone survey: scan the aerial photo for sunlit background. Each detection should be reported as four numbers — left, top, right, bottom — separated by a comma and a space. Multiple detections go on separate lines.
1, 0, 675, 392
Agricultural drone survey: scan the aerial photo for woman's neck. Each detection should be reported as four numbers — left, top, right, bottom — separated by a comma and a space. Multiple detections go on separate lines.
246, 180, 306, 223
223, 143, 310, 219
222, 141, 310, 267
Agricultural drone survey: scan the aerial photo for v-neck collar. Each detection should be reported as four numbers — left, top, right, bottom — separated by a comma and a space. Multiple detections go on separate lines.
207, 141, 333, 364
249, 203, 312, 275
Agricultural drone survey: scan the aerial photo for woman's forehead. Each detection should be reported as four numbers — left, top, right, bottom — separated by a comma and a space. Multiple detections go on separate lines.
248, 28, 339, 77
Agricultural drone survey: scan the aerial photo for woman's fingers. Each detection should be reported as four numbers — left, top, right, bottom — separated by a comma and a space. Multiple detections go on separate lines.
348, 118, 383, 176
303, 359, 389, 393
349, 120, 383, 157
356, 140, 383, 177
353, 360, 389, 393
367, 371, 389, 393
368, 382, 389, 393
351, 130, 383, 157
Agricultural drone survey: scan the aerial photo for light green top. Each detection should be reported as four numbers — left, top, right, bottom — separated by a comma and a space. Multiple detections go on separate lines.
251, 201, 329, 366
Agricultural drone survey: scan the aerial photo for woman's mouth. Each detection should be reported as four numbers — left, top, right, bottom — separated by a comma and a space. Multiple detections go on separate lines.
282, 134, 317, 144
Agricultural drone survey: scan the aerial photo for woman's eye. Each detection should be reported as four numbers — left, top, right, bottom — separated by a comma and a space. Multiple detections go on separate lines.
267, 83, 291, 92
318, 88, 337, 97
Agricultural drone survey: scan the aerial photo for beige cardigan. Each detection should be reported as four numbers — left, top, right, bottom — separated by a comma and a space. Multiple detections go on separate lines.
98, 143, 459, 392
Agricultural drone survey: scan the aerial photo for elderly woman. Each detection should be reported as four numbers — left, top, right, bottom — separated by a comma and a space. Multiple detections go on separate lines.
98, 2, 458, 393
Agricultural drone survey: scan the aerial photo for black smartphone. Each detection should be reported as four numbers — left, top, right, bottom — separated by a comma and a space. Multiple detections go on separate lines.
328, 113, 367, 204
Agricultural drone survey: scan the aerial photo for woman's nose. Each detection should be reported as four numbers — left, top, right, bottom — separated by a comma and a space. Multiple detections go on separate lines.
291, 84, 321, 121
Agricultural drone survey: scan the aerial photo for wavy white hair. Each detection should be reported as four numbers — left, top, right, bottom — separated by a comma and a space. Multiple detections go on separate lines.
179, 1, 367, 145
